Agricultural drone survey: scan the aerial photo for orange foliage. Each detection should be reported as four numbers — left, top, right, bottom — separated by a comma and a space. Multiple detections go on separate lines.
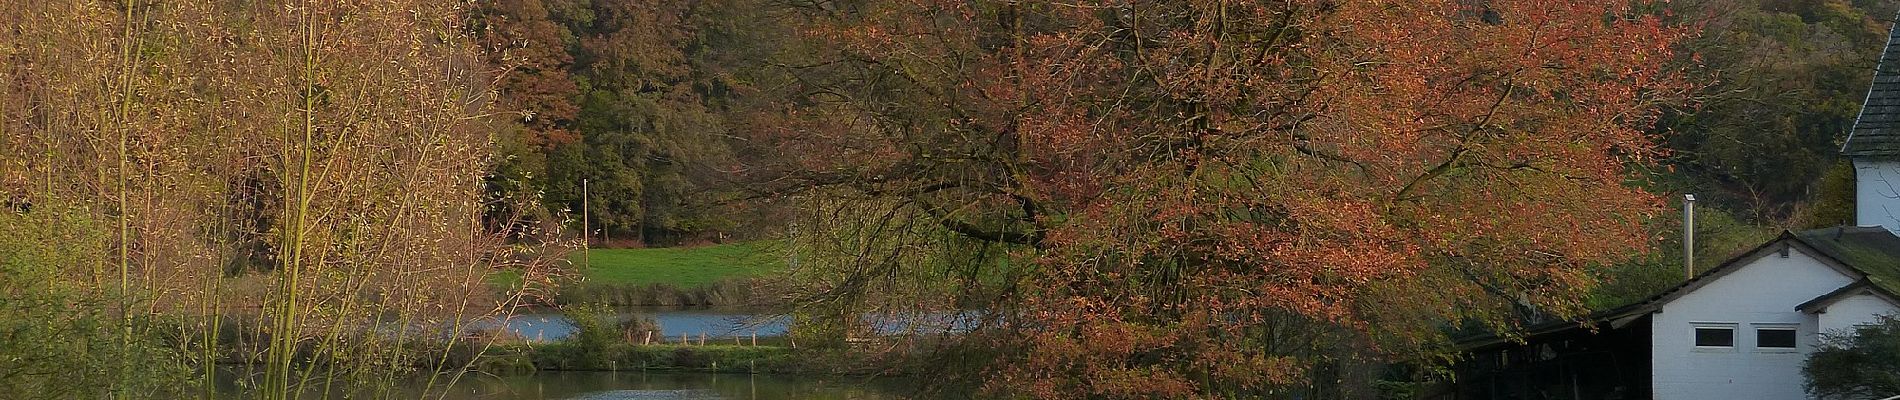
763, 0, 1691, 396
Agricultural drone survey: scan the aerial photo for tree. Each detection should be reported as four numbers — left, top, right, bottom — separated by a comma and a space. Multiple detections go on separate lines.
1806, 315, 1900, 400
751, 1, 1692, 396
1658, 0, 1895, 219
1, 0, 564, 397
477, 0, 768, 246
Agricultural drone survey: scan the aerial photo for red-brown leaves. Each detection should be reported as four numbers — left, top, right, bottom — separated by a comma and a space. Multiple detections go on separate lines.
765, 0, 1691, 396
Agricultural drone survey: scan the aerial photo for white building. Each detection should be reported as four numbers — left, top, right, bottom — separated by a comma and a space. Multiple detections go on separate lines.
1448, 11, 1900, 399
1641, 227, 1900, 400
1451, 227, 1900, 400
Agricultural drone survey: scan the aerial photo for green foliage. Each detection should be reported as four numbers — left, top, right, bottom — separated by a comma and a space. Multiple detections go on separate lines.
481, 0, 776, 246
1658, 0, 1892, 218
1804, 315, 1900, 400
0, 206, 187, 398
559, 304, 669, 367
563, 304, 618, 348
1801, 160, 1858, 229
1588, 202, 1781, 310
555, 280, 756, 306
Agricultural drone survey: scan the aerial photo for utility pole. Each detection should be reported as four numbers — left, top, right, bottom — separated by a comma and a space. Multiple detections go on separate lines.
583, 178, 590, 269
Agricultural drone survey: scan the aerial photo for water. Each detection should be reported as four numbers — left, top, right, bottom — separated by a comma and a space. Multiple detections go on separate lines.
498, 308, 791, 342
207, 371, 905, 399
428, 371, 901, 400
494, 308, 983, 343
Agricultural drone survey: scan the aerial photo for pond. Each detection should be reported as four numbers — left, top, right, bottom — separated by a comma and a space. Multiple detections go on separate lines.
497, 308, 791, 342
207, 371, 906, 399
494, 308, 982, 342
428, 371, 902, 400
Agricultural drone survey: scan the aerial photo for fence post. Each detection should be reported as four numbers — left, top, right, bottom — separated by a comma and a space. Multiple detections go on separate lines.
644, 330, 652, 345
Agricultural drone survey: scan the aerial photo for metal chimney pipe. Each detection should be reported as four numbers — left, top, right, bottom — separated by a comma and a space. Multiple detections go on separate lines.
1684, 194, 1696, 279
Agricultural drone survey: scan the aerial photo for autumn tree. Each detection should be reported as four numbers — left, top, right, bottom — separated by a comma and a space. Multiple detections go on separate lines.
2, 0, 563, 397
475, 0, 770, 246
751, 1, 1692, 397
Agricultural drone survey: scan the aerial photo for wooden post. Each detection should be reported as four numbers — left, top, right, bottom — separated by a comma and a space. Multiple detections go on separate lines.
699, 332, 706, 346
751, 331, 757, 346
681, 332, 688, 345
643, 330, 652, 345
582, 178, 590, 269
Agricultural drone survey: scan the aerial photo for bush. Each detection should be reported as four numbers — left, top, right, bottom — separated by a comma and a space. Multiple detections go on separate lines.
1805, 315, 1900, 400
553, 279, 758, 306
0, 206, 188, 398
557, 304, 665, 369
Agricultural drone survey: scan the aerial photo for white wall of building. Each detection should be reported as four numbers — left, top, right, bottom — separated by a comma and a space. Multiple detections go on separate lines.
1855, 159, 1900, 232
1651, 246, 1856, 400
1817, 293, 1900, 334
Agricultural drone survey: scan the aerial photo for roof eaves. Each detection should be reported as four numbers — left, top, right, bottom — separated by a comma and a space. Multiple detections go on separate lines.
1453, 232, 1800, 351
1796, 280, 1873, 313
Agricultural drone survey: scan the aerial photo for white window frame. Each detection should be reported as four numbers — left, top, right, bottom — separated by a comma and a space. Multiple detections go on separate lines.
1752, 323, 1800, 353
1691, 322, 1739, 352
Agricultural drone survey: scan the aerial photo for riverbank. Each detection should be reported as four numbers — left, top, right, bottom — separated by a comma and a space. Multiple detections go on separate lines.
475, 343, 800, 374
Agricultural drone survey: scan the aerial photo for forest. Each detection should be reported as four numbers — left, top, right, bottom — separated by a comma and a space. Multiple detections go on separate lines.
2, 0, 1897, 398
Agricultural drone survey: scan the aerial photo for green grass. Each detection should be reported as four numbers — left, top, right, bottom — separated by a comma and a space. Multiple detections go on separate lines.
574, 242, 780, 287
488, 242, 781, 305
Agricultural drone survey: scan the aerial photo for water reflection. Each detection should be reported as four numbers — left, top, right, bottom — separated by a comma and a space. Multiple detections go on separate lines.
428, 371, 899, 400
494, 308, 983, 343
497, 308, 791, 342
206, 371, 902, 400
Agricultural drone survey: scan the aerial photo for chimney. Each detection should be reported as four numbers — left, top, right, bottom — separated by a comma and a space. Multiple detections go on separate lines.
1684, 194, 1696, 279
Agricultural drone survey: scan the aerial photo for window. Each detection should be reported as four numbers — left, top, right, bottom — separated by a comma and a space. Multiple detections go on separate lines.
1695, 326, 1735, 347
1757, 326, 1797, 349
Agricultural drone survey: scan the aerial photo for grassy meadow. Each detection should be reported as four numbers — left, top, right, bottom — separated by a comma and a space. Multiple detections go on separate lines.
576, 242, 780, 287
497, 242, 784, 306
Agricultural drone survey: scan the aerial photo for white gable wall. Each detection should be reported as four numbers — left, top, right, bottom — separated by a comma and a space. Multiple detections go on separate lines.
1817, 293, 1900, 334
1651, 245, 1857, 400
1855, 159, 1900, 233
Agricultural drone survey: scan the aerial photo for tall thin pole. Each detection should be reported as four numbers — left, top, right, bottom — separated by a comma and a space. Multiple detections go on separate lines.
583, 178, 590, 269
1684, 193, 1696, 280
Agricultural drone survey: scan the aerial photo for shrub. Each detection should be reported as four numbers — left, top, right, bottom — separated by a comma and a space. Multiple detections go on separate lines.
0, 206, 187, 398
557, 304, 663, 369
1805, 315, 1900, 400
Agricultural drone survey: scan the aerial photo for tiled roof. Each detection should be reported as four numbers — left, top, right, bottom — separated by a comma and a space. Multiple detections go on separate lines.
1792, 226, 1900, 296
1846, 15, 1900, 158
